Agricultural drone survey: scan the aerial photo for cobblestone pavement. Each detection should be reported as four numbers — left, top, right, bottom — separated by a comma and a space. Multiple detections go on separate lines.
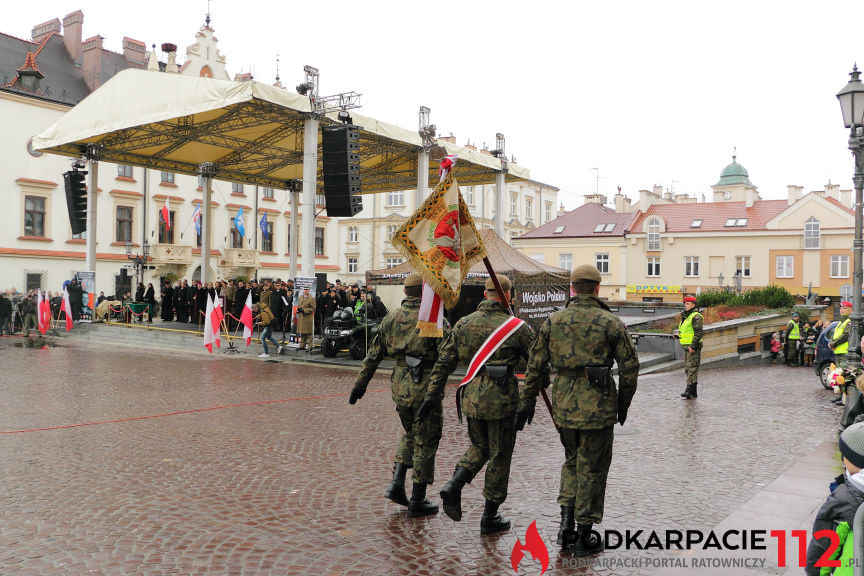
0, 340, 841, 575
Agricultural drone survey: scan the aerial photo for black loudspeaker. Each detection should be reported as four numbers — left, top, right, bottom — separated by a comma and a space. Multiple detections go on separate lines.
63, 169, 88, 235
322, 125, 363, 217
316, 273, 328, 293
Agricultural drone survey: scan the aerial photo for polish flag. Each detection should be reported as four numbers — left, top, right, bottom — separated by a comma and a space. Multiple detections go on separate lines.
203, 294, 219, 352
37, 290, 47, 335
240, 291, 254, 346
61, 286, 73, 331
161, 197, 171, 230
211, 295, 224, 349
418, 282, 445, 337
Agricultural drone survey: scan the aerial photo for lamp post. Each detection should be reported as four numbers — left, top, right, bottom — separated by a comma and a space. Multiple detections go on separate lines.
125, 240, 151, 292
837, 65, 864, 368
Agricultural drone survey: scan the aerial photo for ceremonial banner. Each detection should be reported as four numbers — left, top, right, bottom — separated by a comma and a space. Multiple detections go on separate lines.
393, 165, 485, 336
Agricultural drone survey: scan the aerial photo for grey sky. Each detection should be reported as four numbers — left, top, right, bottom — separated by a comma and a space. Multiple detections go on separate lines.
6, 1, 864, 208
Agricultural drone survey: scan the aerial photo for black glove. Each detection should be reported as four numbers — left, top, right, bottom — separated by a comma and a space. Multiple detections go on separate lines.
416, 399, 435, 423
617, 402, 629, 426
515, 407, 535, 431
349, 385, 366, 405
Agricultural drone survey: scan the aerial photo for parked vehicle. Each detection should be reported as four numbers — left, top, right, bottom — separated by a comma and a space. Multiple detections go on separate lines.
815, 321, 839, 389
320, 308, 379, 360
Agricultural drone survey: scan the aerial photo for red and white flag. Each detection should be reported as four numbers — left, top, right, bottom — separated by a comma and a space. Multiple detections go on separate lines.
240, 291, 254, 346
460, 316, 526, 386
36, 290, 47, 335
418, 282, 444, 336
212, 294, 224, 348
203, 294, 222, 353
61, 286, 73, 331
161, 197, 171, 231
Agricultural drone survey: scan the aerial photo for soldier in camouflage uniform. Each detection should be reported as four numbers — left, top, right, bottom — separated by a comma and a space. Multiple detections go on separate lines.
520, 264, 639, 556
678, 295, 703, 399
349, 272, 444, 517
421, 275, 534, 535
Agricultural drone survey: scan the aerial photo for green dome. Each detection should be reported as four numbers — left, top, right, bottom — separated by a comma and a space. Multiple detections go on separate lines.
715, 156, 751, 186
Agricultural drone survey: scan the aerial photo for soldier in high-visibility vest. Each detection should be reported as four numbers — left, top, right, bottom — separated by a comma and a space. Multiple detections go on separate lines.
829, 301, 854, 405
784, 312, 801, 366
678, 295, 703, 399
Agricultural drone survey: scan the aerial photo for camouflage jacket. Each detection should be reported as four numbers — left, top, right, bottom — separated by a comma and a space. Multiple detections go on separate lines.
427, 300, 534, 420
521, 295, 639, 429
355, 297, 444, 408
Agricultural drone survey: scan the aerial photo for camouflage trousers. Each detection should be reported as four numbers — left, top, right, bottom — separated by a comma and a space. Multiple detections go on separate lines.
395, 403, 443, 485
558, 426, 614, 524
457, 416, 517, 504
835, 353, 848, 370
684, 347, 701, 385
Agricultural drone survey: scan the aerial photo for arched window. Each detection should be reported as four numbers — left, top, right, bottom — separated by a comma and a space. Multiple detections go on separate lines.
804, 217, 820, 249
647, 218, 661, 251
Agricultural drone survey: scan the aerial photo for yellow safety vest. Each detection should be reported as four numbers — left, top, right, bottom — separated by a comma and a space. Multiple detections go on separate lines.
787, 320, 800, 340
678, 311, 702, 346
834, 317, 852, 355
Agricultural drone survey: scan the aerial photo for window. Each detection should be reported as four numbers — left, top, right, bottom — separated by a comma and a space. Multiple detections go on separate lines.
262, 221, 274, 253
116, 206, 133, 243
594, 223, 606, 233
386, 257, 404, 269
159, 210, 175, 244
524, 197, 533, 220
161, 171, 175, 184
684, 256, 699, 277
553, 225, 566, 234
545, 201, 553, 223
736, 256, 751, 278
647, 257, 661, 277
117, 164, 133, 178
647, 218, 661, 251
464, 186, 474, 205
386, 224, 399, 242
558, 253, 573, 270
229, 215, 243, 248
841, 285, 853, 301
387, 190, 404, 206
315, 227, 325, 256
805, 217, 820, 249
510, 194, 518, 217
349, 226, 358, 242
832, 255, 850, 278
25, 273, 43, 291
24, 195, 45, 237
348, 256, 358, 273
690, 219, 703, 228
262, 186, 274, 200
776, 255, 794, 278
724, 218, 748, 227
596, 253, 610, 274
315, 193, 325, 206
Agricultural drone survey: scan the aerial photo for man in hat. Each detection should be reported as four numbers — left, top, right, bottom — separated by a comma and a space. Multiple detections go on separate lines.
519, 264, 638, 556
678, 295, 703, 399
296, 287, 315, 352
785, 311, 802, 366
425, 274, 534, 535
349, 271, 446, 517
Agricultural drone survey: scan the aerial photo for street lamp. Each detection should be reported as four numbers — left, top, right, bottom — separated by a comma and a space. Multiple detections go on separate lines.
125, 240, 151, 293
837, 64, 864, 368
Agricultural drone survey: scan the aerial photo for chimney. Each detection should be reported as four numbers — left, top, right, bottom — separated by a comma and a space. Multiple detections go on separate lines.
123, 37, 147, 65
614, 193, 632, 213
583, 194, 607, 205
81, 35, 104, 91
674, 194, 696, 204
787, 184, 803, 206
439, 136, 456, 144
62, 11, 83, 62
745, 188, 756, 208
234, 72, 253, 82
653, 184, 664, 197
639, 189, 655, 211
842, 188, 852, 207
32, 18, 61, 44
825, 182, 841, 201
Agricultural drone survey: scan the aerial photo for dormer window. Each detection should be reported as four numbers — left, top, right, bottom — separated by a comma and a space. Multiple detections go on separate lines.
553, 225, 565, 234
724, 218, 748, 227
604, 223, 615, 232
593, 223, 616, 233
690, 219, 703, 228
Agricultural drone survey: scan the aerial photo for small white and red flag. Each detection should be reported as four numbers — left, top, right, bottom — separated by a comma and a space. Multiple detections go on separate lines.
240, 291, 254, 346
61, 286, 73, 331
203, 293, 222, 353
161, 197, 171, 231
418, 282, 444, 338
36, 290, 47, 335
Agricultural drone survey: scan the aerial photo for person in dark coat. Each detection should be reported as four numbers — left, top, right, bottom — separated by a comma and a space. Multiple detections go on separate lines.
269, 281, 284, 338
233, 281, 248, 326
0, 293, 11, 335
196, 282, 208, 325
161, 282, 174, 321
145, 283, 156, 323
69, 281, 83, 320
135, 282, 145, 303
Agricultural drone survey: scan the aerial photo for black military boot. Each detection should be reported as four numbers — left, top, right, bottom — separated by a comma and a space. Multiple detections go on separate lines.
440, 467, 473, 521
569, 524, 604, 556
384, 463, 409, 507
690, 382, 698, 398
480, 500, 511, 535
680, 383, 695, 399
407, 483, 439, 517
557, 506, 576, 547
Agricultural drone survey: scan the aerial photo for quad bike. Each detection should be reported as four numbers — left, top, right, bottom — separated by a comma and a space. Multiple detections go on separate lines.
320, 308, 379, 359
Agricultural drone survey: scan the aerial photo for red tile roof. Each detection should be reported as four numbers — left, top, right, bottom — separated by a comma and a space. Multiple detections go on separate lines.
519, 202, 639, 239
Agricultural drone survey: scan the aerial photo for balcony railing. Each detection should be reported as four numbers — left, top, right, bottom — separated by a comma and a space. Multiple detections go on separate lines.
222, 248, 259, 268
150, 244, 193, 264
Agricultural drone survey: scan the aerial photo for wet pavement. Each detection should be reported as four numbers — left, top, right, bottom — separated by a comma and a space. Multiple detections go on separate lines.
0, 340, 842, 575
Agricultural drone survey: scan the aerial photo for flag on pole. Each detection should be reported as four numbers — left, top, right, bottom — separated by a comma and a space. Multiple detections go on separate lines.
61, 286, 73, 331
240, 290, 254, 346
419, 282, 445, 335
393, 158, 486, 336
203, 294, 222, 352
259, 214, 269, 239
212, 294, 224, 348
235, 208, 245, 237
161, 197, 171, 231
192, 204, 201, 235
36, 290, 47, 335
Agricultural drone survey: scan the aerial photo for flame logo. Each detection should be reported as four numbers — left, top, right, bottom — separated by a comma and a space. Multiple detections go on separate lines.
511, 521, 549, 574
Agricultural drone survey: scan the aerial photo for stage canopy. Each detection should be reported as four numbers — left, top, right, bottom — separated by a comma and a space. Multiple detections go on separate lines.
31, 69, 529, 192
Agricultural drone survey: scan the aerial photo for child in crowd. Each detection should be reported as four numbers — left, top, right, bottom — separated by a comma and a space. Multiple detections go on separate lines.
770, 332, 781, 363
803, 323, 817, 367
806, 421, 864, 575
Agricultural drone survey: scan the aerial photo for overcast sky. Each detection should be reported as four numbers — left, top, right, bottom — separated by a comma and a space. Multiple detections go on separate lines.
6, 1, 864, 208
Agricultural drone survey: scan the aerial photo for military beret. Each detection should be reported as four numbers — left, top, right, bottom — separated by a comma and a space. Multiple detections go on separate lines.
683, 296, 697, 303
571, 264, 602, 283
842, 301, 853, 308
405, 272, 423, 288
485, 275, 512, 293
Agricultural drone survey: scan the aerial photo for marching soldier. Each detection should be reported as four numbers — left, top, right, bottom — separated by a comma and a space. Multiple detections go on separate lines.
520, 264, 638, 556
349, 272, 445, 517
424, 275, 534, 535
678, 295, 703, 399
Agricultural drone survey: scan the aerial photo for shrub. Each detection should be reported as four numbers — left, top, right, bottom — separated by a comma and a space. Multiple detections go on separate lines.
695, 285, 794, 309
